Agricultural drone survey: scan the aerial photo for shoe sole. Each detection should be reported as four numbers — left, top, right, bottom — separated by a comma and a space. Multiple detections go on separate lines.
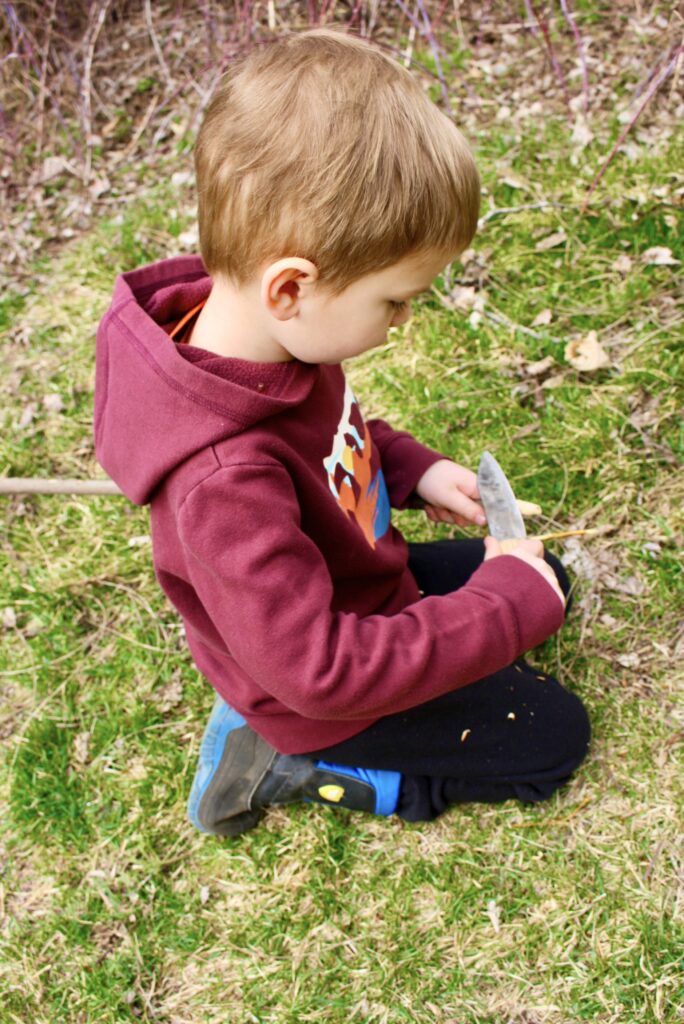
187, 696, 275, 836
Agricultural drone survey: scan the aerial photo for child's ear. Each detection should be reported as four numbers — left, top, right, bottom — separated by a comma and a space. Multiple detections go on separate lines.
261, 258, 319, 319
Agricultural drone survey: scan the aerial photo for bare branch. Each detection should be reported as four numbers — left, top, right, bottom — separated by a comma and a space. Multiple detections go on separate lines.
581, 46, 684, 213
81, 0, 113, 186
559, 0, 590, 112
524, 0, 572, 117
0, 478, 123, 496
144, 0, 173, 92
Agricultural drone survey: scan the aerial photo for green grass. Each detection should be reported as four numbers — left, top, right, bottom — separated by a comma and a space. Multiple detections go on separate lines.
1, 109, 682, 1023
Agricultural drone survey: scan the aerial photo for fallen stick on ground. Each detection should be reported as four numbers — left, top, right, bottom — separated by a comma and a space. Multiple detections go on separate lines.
0, 481, 609, 544
498, 528, 607, 552
535, 528, 605, 542
0, 477, 123, 495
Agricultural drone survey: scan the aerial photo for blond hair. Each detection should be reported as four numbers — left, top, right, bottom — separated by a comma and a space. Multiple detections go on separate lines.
195, 26, 480, 297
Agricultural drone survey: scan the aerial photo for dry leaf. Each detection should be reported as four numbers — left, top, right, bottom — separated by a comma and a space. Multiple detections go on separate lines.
571, 115, 594, 150
127, 535, 151, 547
512, 422, 541, 441
501, 175, 529, 190
532, 308, 552, 326
565, 331, 610, 372
89, 178, 111, 200
126, 757, 147, 780
541, 372, 567, 389
486, 900, 501, 933
641, 246, 680, 266
612, 254, 633, 274
178, 226, 199, 249
43, 393, 65, 413
535, 230, 567, 251
616, 652, 641, 669
560, 539, 602, 583
2, 607, 17, 628
39, 155, 75, 183
525, 355, 555, 377
18, 403, 37, 429
605, 574, 645, 597
449, 285, 478, 312
155, 677, 184, 712
73, 731, 91, 768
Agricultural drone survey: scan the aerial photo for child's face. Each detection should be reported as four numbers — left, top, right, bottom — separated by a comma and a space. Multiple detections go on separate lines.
262, 250, 456, 365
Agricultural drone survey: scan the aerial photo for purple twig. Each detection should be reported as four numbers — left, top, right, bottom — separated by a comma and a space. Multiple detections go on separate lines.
391, 0, 452, 114
393, 0, 429, 43
560, 0, 589, 112
633, 42, 677, 99
525, 0, 572, 116
523, 0, 541, 39
430, 0, 451, 33
2, 1, 81, 157
199, 0, 217, 58
414, 0, 453, 114
581, 46, 684, 212
474, 0, 492, 48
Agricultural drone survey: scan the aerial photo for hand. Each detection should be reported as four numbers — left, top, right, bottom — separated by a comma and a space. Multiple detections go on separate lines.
415, 460, 486, 528
484, 535, 566, 609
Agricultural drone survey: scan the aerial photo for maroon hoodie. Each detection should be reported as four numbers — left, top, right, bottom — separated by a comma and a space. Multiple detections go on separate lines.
94, 255, 564, 754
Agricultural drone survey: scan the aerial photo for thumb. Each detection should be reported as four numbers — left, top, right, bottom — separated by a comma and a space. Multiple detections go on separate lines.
483, 535, 503, 561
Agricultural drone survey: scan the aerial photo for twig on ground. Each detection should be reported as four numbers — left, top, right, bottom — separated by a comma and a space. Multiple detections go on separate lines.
414, 0, 453, 116
633, 29, 681, 100
535, 527, 609, 542
482, 306, 565, 345
559, 0, 589, 112
0, 478, 123, 496
478, 201, 577, 226
35, 0, 58, 160
81, 0, 113, 186
670, 35, 684, 98
524, 0, 572, 116
581, 45, 684, 213
144, 0, 173, 92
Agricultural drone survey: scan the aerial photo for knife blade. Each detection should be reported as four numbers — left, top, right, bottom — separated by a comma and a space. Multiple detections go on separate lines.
477, 451, 526, 540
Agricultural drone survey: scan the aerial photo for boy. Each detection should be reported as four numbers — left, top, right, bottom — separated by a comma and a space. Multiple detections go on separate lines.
94, 27, 590, 835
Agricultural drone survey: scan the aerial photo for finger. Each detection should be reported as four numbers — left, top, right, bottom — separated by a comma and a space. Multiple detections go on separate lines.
427, 507, 474, 528
446, 491, 487, 527
516, 537, 544, 559
483, 535, 502, 560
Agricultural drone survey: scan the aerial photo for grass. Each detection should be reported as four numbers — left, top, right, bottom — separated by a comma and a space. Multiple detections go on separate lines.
1, 90, 683, 1024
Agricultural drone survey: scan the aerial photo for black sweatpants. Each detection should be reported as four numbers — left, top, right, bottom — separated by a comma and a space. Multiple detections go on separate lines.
310, 539, 591, 822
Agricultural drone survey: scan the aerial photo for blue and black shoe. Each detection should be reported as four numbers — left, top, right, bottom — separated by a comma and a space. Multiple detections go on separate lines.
187, 695, 402, 836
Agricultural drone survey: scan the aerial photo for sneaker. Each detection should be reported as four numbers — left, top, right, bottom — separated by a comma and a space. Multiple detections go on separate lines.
187, 695, 401, 836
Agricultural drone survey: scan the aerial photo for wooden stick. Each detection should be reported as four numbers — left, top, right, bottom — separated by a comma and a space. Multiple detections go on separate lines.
0, 478, 123, 496
534, 528, 604, 542
499, 527, 606, 552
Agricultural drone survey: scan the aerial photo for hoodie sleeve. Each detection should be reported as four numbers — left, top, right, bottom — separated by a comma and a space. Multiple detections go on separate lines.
367, 418, 448, 509
178, 463, 564, 723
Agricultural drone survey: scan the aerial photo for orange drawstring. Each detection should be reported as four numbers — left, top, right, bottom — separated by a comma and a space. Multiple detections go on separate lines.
169, 300, 206, 342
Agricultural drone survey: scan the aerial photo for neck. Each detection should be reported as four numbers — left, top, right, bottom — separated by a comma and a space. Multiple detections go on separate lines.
187, 278, 292, 363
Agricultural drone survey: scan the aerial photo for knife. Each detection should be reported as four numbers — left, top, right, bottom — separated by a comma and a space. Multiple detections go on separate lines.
477, 451, 527, 541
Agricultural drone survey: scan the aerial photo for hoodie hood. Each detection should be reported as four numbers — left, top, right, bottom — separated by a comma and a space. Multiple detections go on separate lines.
93, 255, 318, 505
